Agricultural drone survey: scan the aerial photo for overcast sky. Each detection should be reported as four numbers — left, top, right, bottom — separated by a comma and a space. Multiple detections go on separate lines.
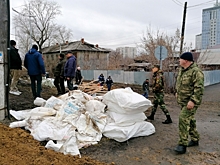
10, 0, 217, 50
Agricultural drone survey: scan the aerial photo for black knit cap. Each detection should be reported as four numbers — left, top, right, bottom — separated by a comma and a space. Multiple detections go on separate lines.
32, 44, 38, 51
180, 52, 194, 61
10, 40, 16, 46
153, 64, 160, 69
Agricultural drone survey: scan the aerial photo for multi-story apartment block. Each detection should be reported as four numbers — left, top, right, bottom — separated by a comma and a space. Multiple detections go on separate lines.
116, 47, 137, 59
202, 2, 220, 49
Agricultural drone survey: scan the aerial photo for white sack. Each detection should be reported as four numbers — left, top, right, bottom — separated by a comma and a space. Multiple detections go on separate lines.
85, 100, 106, 114
34, 97, 46, 107
103, 121, 155, 142
45, 140, 63, 152
31, 119, 72, 141
44, 96, 64, 109
9, 109, 31, 120
9, 120, 28, 128
42, 77, 55, 88
29, 107, 57, 120
102, 87, 152, 114
107, 111, 147, 124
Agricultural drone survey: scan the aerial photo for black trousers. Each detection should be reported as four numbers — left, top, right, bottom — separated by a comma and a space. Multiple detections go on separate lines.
54, 76, 65, 94
30, 74, 42, 98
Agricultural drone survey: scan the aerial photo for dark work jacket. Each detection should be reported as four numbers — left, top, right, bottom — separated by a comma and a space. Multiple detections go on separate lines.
75, 69, 82, 80
24, 48, 45, 75
64, 55, 76, 78
142, 81, 149, 91
10, 45, 22, 70
106, 78, 113, 85
54, 58, 66, 77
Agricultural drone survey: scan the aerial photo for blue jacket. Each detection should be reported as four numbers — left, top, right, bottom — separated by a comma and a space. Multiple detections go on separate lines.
64, 55, 76, 77
24, 48, 45, 75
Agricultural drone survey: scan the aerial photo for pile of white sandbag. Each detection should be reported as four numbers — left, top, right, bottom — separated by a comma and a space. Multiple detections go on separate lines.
9, 87, 155, 156
102, 87, 155, 142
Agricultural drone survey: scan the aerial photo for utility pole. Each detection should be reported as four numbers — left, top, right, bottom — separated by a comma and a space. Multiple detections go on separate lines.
180, 2, 187, 56
0, 0, 10, 120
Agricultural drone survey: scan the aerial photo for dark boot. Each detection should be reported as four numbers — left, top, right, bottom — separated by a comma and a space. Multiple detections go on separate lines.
174, 145, 186, 154
162, 115, 172, 124
188, 140, 199, 147
147, 112, 155, 120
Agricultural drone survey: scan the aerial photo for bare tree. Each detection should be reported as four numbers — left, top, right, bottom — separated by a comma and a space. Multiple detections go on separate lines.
13, 0, 73, 52
108, 51, 124, 69
138, 26, 193, 70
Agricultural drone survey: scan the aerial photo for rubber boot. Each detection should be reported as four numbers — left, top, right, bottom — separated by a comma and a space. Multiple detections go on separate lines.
147, 112, 155, 120
162, 115, 172, 124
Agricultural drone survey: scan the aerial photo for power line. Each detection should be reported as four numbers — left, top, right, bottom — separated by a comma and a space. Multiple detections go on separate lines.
171, 0, 183, 7
188, 0, 215, 8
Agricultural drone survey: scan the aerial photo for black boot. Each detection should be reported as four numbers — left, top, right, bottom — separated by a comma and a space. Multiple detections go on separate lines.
188, 140, 199, 147
174, 145, 186, 154
147, 112, 155, 120
162, 115, 172, 124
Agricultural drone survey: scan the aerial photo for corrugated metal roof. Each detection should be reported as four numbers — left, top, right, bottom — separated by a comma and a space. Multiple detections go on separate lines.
128, 63, 151, 67
198, 51, 220, 65
42, 40, 111, 54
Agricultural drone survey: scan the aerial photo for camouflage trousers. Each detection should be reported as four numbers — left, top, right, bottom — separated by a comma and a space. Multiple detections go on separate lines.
151, 92, 170, 115
178, 105, 200, 146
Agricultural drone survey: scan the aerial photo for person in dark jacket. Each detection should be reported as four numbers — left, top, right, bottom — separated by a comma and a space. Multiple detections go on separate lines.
98, 73, 105, 86
75, 67, 82, 85
53, 53, 66, 95
142, 78, 149, 98
64, 51, 76, 91
9, 40, 22, 95
24, 44, 45, 98
106, 76, 113, 91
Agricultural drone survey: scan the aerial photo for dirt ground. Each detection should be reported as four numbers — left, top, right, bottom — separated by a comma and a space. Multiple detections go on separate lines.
1, 80, 220, 165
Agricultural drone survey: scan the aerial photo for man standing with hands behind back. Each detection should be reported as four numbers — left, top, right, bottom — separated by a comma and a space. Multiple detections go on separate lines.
9, 40, 22, 95
174, 52, 204, 154
24, 44, 45, 99
64, 51, 76, 91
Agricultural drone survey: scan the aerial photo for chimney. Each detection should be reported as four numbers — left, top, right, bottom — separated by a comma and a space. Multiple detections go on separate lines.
95, 44, 98, 48
65, 41, 68, 44
81, 38, 84, 44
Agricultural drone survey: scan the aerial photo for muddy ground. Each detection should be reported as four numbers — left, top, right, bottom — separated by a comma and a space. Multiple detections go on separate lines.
1, 80, 220, 165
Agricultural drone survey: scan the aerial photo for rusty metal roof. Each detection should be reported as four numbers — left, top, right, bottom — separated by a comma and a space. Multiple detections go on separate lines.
42, 40, 111, 54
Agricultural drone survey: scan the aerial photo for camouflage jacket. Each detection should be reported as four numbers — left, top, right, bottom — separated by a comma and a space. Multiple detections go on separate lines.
152, 70, 164, 93
176, 63, 204, 106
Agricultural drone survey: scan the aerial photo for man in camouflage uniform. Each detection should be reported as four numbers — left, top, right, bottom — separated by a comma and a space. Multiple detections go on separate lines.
174, 52, 204, 154
147, 64, 172, 124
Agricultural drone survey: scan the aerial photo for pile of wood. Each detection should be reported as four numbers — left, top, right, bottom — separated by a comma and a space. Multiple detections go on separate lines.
78, 80, 108, 96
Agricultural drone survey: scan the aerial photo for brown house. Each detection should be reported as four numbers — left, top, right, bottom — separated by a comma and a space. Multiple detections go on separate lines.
42, 38, 111, 77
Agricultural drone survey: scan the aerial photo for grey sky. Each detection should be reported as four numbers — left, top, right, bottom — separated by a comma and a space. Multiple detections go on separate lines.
10, 0, 217, 50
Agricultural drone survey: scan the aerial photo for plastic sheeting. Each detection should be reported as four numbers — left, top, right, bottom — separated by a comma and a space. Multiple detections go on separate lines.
9, 88, 155, 156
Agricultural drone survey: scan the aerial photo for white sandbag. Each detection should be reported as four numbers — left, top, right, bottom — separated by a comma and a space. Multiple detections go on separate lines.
31, 119, 72, 141
85, 100, 106, 114
42, 77, 55, 88
45, 140, 63, 152
29, 107, 57, 120
9, 109, 31, 120
102, 87, 152, 114
68, 90, 91, 103
84, 111, 107, 133
34, 97, 46, 107
107, 111, 147, 124
9, 120, 28, 128
44, 96, 64, 109
103, 121, 155, 142
55, 100, 82, 120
